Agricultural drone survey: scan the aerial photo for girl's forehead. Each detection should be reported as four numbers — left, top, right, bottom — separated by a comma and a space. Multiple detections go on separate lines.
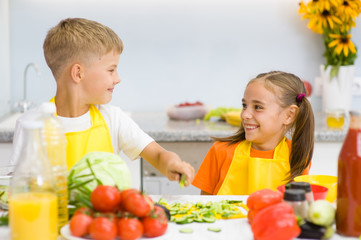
245, 80, 274, 94
244, 80, 280, 103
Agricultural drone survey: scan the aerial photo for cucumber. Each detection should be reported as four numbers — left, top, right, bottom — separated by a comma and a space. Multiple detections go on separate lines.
208, 227, 221, 232
179, 227, 193, 233
202, 216, 216, 223
179, 174, 187, 188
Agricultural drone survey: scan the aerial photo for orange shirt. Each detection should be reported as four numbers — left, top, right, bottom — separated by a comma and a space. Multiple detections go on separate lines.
192, 139, 311, 195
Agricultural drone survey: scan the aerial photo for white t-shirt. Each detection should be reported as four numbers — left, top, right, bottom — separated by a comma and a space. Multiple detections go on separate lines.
10, 104, 154, 165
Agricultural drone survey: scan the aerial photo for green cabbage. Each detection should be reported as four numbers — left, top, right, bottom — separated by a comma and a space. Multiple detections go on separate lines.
67, 151, 131, 208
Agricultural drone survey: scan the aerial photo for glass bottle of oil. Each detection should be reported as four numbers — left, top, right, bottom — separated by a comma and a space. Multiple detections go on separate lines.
40, 102, 68, 232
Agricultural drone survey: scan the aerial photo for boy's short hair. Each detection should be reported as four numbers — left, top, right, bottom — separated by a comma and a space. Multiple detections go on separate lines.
43, 18, 123, 79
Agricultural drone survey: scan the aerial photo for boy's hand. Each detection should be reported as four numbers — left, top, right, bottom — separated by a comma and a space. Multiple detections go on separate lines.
165, 158, 194, 187
141, 142, 195, 187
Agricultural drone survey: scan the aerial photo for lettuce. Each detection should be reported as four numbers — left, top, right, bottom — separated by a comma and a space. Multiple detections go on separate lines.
67, 151, 131, 208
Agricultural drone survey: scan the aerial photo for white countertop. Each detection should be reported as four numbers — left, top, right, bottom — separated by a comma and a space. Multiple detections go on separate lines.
0, 195, 357, 240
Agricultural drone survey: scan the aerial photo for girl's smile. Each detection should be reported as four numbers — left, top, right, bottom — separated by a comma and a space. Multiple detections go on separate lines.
243, 123, 259, 131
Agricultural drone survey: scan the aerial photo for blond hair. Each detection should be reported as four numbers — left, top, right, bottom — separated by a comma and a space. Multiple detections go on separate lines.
43, 18, 123, 79
213, 71, 315, 181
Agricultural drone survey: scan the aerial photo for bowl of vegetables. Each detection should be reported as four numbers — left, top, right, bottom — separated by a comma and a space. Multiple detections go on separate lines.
166, 101, 208, 121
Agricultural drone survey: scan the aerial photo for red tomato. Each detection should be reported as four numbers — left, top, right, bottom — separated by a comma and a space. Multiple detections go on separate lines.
69, 213, 93, 237
118, 217, 143, 240
119, 188, 139, 207
118, 188, 140, 211
123, 191, 153, 218
91, 185, 121, 212
74, 207, 94, 217
89, 217, 117, 240
142, 206, 168, 238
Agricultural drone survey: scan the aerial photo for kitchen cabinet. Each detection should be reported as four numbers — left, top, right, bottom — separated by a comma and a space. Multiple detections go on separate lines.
142, 142, 213, 195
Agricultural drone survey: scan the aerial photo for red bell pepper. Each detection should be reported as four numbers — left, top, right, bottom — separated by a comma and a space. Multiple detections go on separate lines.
246, 189, 283, 211
246, 189, 283, 224
251, 202, 301, 240
247, 209, 256, 223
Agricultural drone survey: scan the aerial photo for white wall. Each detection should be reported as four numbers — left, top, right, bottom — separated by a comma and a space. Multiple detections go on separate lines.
6, 0, 361, 113
0, 0, 10, 117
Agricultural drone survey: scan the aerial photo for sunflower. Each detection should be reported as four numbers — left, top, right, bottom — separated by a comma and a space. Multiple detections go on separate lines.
314, 0, 340, 11
298, 1, 309, 16
298, 0, 360, 70
328, 33, 356, 57
337, 0, 361, 20
307, 9, 342, 33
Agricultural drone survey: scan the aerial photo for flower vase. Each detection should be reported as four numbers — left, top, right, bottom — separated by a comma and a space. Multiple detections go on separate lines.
321, 65, 355, 113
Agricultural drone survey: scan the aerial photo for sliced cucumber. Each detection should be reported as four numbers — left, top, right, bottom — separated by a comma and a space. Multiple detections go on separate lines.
208, 227, 221, 232
179, 227, 193, 233
202, 216, 216, 223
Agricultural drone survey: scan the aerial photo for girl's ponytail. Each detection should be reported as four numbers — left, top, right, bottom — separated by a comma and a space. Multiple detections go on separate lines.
288, 94, 314, 181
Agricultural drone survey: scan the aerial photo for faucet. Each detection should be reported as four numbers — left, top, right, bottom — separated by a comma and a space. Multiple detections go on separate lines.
15, 63, 41, 113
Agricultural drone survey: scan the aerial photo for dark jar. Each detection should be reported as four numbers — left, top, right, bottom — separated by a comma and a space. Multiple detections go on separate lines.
336, 110, 361, 236
290, 182, 314, 206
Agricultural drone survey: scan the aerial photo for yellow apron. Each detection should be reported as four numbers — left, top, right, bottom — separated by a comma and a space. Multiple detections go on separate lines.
50, 98, 114, 170
217, 137, 290, 195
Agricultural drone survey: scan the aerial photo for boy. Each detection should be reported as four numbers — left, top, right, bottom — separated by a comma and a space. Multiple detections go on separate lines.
11, 18, 194, 185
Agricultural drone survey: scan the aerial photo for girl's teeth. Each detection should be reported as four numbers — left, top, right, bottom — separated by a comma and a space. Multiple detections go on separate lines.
245, 125, 257, 130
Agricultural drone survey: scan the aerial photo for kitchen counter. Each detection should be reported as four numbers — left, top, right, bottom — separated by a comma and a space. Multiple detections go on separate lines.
0, 195, 358, 240
131, 112, 347, 142
0, 111, 347, 143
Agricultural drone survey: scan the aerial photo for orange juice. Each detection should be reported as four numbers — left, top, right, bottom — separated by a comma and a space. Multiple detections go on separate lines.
326, 111, 345, 129
9, 192, 58, 240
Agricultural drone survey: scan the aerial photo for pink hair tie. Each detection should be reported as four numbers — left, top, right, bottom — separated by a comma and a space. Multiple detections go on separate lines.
296, 93, 305, 103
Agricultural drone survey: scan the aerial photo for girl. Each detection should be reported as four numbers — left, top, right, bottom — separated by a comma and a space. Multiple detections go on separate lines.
192, 71, 314, 195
